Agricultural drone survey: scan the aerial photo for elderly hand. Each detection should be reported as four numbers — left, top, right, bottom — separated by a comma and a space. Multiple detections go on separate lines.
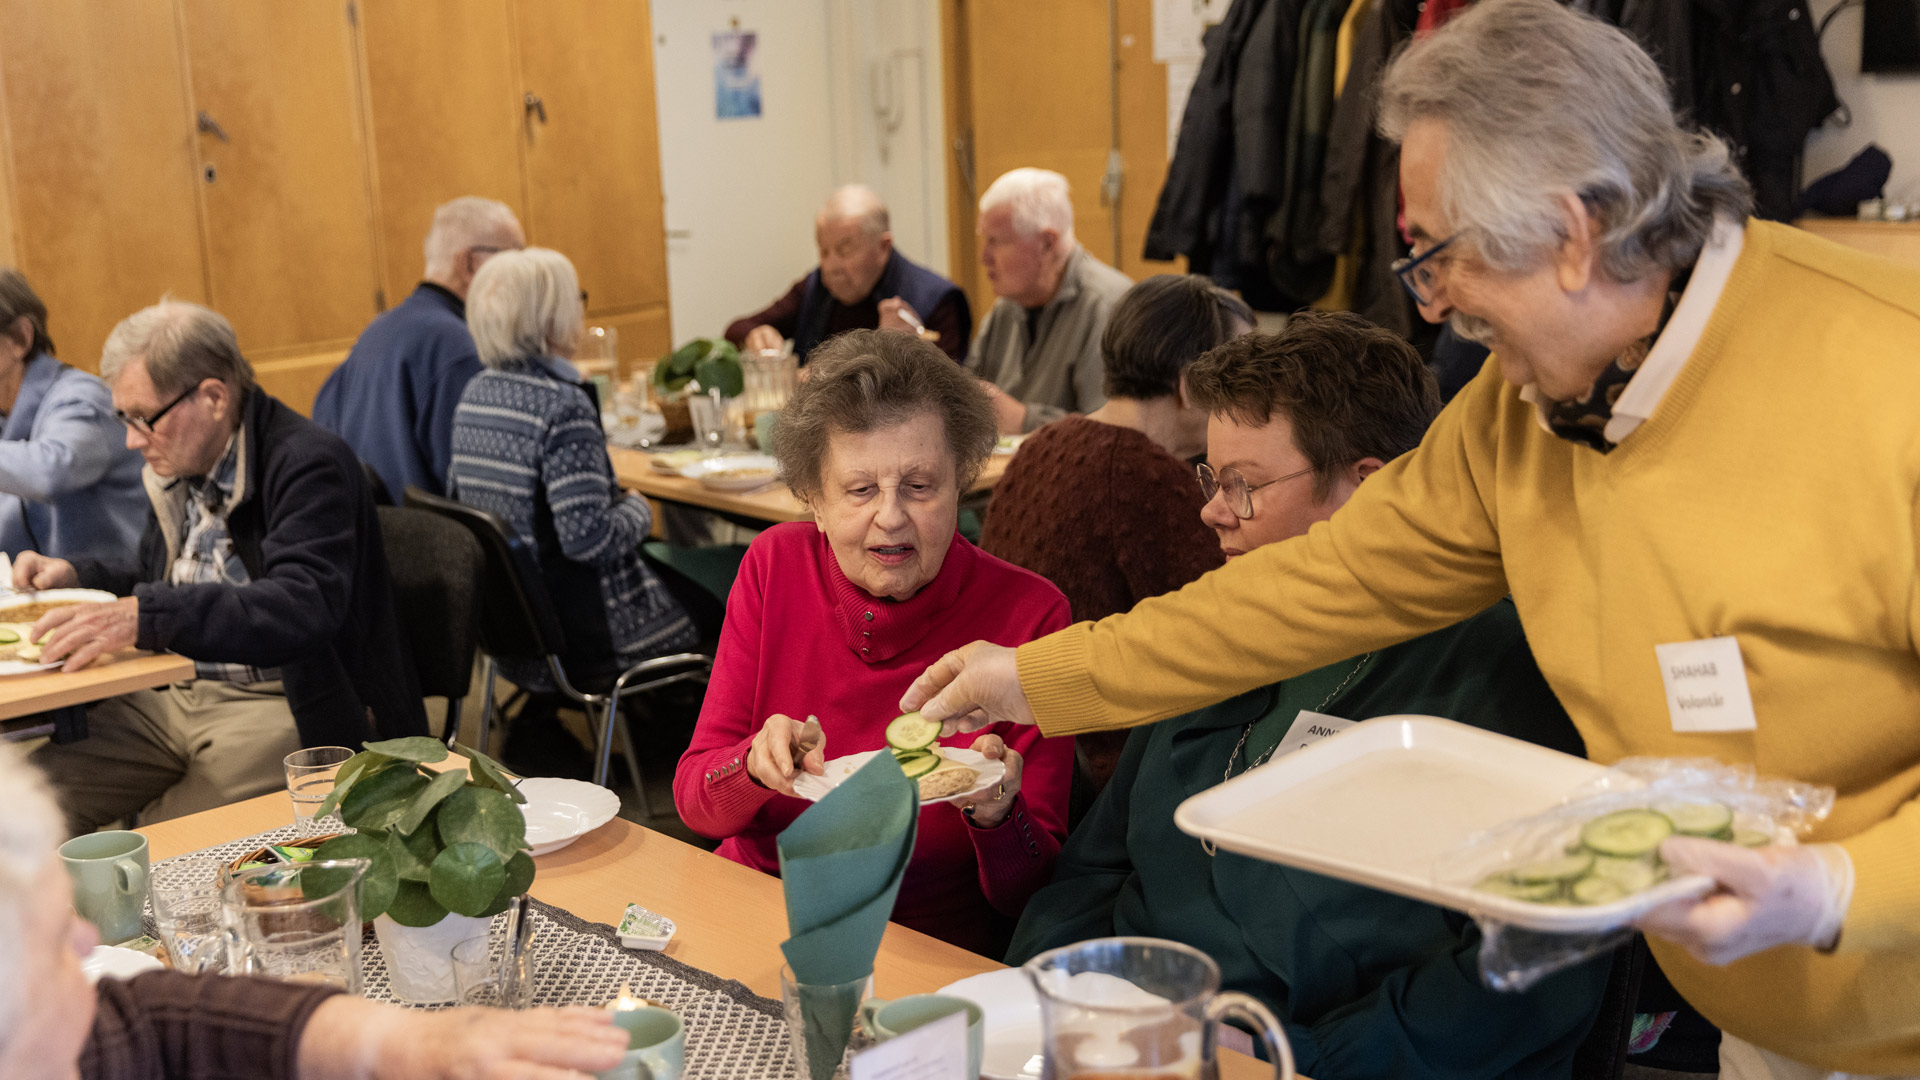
1635, 838, 1853, 966
952, 733, 1023, 828
745, 713, 826, 796
980, 380, 1028, 435
300, 998, 629, 1080
34, 598, 138, 672
899, 641, 1035, 737
878, 298, 924, 337
13, 551, 77, 591
743, 325, 785, 355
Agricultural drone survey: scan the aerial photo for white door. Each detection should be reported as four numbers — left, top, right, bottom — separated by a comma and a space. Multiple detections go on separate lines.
651, 0, 840, 344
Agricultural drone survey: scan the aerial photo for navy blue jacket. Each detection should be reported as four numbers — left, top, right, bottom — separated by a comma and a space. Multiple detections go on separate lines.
313, 283, 481, 499
794, 251, 970, 361
72, 392, 428, 749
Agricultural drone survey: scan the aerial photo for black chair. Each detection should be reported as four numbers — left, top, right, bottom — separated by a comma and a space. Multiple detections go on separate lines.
376, 504, 482, 746
361, 461, 394, 506
403, 486, 711, 814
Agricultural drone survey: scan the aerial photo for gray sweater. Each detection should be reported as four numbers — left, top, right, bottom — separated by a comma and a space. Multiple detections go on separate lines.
967, 247, 1133, 432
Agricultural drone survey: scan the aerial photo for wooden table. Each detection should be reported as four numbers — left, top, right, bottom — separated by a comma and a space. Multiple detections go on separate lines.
610, 446, 1010, 527
141, 789, 1276, 1078
0, 650, 194, 722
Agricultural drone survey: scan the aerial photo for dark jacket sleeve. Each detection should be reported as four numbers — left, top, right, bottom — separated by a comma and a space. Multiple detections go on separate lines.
133, 447, 359, 666
70, 513, 161, 598
723, 277, 807, 346
80, 970, 339, 1080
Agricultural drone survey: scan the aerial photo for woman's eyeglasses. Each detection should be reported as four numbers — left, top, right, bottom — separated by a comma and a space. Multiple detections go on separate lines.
1196, 462, 1316, 520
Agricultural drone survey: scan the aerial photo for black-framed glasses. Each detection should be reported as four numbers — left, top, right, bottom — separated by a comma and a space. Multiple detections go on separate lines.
115, 383, 200, 435
1196, 462, 1316, 520
1390, 233, 1458, 307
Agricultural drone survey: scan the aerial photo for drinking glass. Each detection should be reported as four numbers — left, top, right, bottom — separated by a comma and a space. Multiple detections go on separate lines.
451, 934, 535, 1009
1023, 936, 1294, 1079
284, 746, 355, 835
150, 858, 228, 973
780, 964, 874, 1080
221, 859, 368, 993
688, 388, 730, 450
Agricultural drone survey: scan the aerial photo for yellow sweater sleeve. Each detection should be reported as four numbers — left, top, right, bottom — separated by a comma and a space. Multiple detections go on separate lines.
1018, 364, 1516, 736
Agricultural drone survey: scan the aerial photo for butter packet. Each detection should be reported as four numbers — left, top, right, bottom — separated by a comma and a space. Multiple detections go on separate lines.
117, 935, 170, 965
616, 903, 676, 951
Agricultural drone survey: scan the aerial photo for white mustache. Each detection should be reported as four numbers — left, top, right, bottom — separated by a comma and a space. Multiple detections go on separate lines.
1450, 312, 1498, 344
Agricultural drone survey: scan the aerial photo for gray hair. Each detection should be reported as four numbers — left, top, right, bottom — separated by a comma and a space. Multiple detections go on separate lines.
423, 196, 522, 279
465, 247, 584, 368
100, 300, 256, 397
1377, 0, 1751, 281
0, 747, 67, 1055
0, 269, 52, 358
978, 167, 1075, 245
819, 185, 890, 239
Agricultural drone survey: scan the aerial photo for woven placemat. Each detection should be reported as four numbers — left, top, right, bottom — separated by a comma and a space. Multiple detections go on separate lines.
155, 824, 802, 1079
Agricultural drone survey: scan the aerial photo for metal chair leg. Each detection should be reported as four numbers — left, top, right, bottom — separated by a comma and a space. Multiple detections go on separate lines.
478, 657, 499, 756
591, 694, 617, 788
442, 695, 465, 749
614, 709, 650, 820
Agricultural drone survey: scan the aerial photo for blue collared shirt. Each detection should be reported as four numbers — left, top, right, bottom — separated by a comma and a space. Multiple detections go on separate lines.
0, 352, 147, 563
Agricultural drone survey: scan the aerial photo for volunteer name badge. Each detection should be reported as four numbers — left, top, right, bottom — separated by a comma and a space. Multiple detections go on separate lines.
1654, 636, 1757, 733
1272, 710, 1356, 760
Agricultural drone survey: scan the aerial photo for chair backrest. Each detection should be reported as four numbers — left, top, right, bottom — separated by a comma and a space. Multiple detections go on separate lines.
374, 505, 482, 700
403, 486, 568, 660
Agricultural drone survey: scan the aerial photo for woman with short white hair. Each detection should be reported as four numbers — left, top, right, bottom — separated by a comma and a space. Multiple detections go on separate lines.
0, 747, 627, 1080
449, 249, 696, 723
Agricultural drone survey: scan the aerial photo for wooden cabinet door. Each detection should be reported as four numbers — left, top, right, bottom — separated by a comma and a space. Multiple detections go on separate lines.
513, 0, 671, 320
0, 0, 209, 370
178, 0, 381, 355
359, 0, 527, 302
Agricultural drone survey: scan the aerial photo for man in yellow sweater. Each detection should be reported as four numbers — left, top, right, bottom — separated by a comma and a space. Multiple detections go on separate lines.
902, 1, 1920, 1076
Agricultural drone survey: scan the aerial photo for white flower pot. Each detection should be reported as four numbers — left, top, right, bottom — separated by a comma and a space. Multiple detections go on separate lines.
374, 912, 489, 1003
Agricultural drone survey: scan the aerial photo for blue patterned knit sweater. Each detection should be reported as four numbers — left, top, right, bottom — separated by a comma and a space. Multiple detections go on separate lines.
449, 356, 695, 689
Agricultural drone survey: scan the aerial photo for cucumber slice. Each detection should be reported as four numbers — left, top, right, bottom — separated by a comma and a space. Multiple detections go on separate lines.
1733, 828, 1773, 848
1571, 875, 1629, 905
1580, 809, 1674, 857
1590, 855, 1662, 893
890, 749, 932, 767
1513, 851, 1595, 884
898, 752, 942, 779
1666, 802, 1734, 838
1474, 875, 1563, 902
0, 628, 18, 645
885, 712, 941, 752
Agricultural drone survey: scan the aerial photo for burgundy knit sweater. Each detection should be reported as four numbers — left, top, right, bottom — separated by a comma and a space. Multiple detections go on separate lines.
673, 522, 1072, 956
981, 416, 1224, 624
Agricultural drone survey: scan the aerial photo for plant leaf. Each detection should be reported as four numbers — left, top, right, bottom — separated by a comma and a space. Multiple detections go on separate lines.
306, 833, 398, 921
385, 878, 451, 927
392, 767, 470, 835
386, 824, 437, 883
436, 786, 526, 860
693, 355, 745, 397
339, 766, 429, 832
476, 851, 537, 918
429, 842, 506, 918
313, 752, 397, 819
455, 742, 526, 804
362, 736, 450, 764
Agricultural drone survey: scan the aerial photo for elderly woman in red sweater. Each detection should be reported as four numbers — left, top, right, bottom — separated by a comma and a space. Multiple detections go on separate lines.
674, 330, 1071, 955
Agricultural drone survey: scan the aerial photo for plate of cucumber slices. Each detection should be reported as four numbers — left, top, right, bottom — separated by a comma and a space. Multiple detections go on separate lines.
791, 712, 1006, 805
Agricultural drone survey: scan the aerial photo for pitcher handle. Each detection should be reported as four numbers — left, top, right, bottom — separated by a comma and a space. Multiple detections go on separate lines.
1203, 991, 1296, 1080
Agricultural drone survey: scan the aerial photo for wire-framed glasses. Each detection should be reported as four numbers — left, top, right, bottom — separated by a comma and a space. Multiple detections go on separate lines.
1196, 462, 1316, 520
1390, 233, 1458, 307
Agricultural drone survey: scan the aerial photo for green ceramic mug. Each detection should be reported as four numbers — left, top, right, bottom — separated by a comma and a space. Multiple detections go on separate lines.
60, 830, 149, 945
858, 993, 984, 1078
598, 1005, 684, 1080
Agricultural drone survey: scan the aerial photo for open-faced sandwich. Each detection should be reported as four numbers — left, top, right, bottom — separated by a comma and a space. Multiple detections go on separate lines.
884, 712, 980, 801
0, 623, 47, 663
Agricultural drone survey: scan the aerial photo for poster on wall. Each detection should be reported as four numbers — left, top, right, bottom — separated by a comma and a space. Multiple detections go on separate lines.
713, 30, 762, 120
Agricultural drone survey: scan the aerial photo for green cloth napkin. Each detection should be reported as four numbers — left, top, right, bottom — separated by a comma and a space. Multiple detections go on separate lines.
778, 752, 918, 1080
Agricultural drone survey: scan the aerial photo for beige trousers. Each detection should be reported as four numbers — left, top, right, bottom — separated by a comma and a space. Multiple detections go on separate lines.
30, 679, 300, 835
1721, 1034, 1919, 1080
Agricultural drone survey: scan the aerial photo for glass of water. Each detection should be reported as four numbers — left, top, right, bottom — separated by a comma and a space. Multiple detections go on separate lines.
283, 746, 355, 835
151, 858, 228, 973
222, 859, 368, 993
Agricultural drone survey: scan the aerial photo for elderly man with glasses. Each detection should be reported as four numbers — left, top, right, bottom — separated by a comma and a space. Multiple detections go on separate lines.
904, 1, 1920, 1075
14, 300, 426, 834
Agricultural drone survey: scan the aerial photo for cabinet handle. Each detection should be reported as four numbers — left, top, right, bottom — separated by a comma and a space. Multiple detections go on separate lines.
196, 111, 230, 143
524, 93, 547, 124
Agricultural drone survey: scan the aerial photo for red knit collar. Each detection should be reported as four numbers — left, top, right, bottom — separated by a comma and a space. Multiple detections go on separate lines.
818, 529, 979, 664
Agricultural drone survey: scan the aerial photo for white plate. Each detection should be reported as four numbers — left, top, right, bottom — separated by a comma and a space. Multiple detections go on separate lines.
82, 944, 164, 983
0, 659, 62, 676
516, 777, 622, 856
992, 434, 1027, 456
939, 968, 1043, 1080
791, 748, 1006, 806
648, 448, 708, 474
1173, 716, 1714, 934
681, 453, 779, 491
0, 588, 116, 620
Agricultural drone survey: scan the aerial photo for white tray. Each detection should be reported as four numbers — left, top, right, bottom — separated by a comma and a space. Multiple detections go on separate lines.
1172, 715, 1713, 934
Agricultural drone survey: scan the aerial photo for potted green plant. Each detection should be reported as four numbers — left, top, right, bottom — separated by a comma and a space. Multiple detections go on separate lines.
653, 338, 744, 444
305, 736, 532, 1003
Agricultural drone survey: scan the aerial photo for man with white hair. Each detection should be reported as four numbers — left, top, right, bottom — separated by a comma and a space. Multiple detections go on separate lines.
725, 184, 971, 363
313, 196, 524, 499
900, 2, 1920, 1075
968, 167, 1132, 434
14, 300, 426, 833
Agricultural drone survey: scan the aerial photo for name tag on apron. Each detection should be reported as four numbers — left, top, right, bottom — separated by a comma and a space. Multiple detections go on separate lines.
1654, 636, 1758, 733
1271, 710, 1357, 760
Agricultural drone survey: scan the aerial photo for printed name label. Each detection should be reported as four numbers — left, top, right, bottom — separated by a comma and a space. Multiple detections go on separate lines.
1654, 636, 1757, 733
1270, 710, 1357, 761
